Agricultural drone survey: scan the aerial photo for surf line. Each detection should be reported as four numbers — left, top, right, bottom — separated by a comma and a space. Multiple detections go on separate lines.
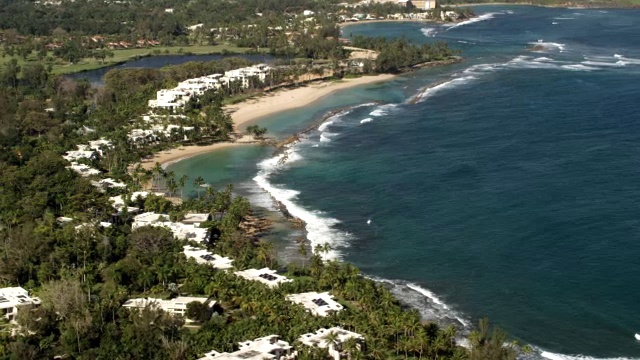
260, 103, 379, 233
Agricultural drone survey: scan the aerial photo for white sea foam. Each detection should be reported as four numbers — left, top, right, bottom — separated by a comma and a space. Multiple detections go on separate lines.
553, 17, 575, 20
581, 60, 625, 67
369, 109, 387, 116
552, 22, 559, 25
367, 275, 471, 330
360, 117, 373, 124
540, 351, 639, 360
318, 102, 377, 132
421, 27, 437, 37
445, 12, 501, 30
413, 76, 476, 103
319, 132, 339, 142
369, 103, 398, 117
253, 144, 347, 260
406, 283, 471, 327
529, 41, 566, 52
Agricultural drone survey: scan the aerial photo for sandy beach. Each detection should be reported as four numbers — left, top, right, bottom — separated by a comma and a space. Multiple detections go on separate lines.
139, 74, 396, 169
225, 74, 396, 131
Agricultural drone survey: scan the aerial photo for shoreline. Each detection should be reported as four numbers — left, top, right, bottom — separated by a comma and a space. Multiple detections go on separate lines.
142, 74, 396, 169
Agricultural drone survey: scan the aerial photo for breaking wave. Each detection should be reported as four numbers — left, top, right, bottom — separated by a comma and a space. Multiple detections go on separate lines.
410, 76, 477, 103
445, 12, 504, 30
253, 143, 347, 260
360, 117, 373, 124
421, 27, 438, 37
367, 275, 471, 331
539, 351, 639, 360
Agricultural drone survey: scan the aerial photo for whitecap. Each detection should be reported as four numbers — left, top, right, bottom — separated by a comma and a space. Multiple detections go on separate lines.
540, 351, 639, 360
369, 109, 387, 117
412, 76, 476, 103
253, 144, 348, 260
529, 41, 566, 52
318, 102, 377, 132
360, 117, 373, 124
445, 12, 502, 30
421, 27, 437, 37
367, 275, 471, 330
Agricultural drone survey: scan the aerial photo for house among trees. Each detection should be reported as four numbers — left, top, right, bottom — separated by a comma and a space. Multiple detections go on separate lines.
183, 245, 234, 270
0, 287, 41, 323
199, 335, 296, 360
122, 296, 214, 323
234, 268, 292, 288
132, 212, 210, 243
286, 292, 344, 317
298, 327, 364, 360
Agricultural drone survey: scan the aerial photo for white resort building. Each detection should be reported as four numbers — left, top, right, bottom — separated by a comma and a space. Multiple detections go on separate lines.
0, 287, 42, 322
298, 327, 364, 360
199, 335, 296, 360
286, 291, 344, 317
234, 268, 292, 288
122, 296, 214, 321
183, 245, 234, 270
109, 191, 165, 214
131, 212, 210, 243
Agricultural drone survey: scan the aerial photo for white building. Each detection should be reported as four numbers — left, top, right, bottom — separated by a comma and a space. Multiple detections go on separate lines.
66, 163, 101, 177
234, 268, 292, 288
132, 212, 210, 243
99, 178, 127, 189
286, 292, 344, 317
199, 335, 296, 360
182, 213, 211, 225
0, 287, 41, 322
62, 150, 96, 163
109, 191, 164, 213
122, 296, 214, 322
298, 327, 364, 360
148, 89, 190, 110
183, 245, 234, 270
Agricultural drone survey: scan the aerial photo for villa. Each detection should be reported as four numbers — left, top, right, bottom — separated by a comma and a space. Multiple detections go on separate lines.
199, 335, 296, 360
131, 212, 210, 243
183, 245, 234, 270
234, 268, 292, 288
0, 287, 42, 323
286, 291, 344, 317
298, 327, 364, 360
122, 296, 214, 322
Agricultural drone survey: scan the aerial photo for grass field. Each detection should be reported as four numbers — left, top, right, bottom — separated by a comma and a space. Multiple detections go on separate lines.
1, 44, 262, 76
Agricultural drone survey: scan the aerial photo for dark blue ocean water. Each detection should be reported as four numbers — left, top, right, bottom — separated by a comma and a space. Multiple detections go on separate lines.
169, 6, 640, 359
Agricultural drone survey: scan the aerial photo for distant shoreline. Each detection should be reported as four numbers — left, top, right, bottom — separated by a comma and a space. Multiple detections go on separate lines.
445, 1, 638, 8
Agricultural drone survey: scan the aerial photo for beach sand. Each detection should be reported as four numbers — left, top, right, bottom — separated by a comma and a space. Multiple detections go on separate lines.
226, 74, 396, 131
140, 74, 396, 169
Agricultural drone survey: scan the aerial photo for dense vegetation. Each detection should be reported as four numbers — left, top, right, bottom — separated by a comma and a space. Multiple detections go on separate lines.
351, 35, 458, 73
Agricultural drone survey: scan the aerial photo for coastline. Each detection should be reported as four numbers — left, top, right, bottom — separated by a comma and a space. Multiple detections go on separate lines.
142, 74, 397, 169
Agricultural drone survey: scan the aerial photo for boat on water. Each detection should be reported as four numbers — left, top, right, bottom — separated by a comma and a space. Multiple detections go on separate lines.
635, 333, 640, 341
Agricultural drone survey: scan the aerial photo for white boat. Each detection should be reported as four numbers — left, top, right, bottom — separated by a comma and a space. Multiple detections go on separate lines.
635, 333, 640, 341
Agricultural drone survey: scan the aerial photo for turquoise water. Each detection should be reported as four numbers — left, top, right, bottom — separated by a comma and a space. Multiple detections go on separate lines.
169, 6, 640, 359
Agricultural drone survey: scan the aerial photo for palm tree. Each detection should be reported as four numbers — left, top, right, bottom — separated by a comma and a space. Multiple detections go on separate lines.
193, 176, 205, 198
177, 174, 188, 199
151, 162, 164, 190
323, 331, 341, 356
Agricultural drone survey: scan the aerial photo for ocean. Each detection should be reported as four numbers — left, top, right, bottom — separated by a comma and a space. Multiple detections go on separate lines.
167, 6, 640, 359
